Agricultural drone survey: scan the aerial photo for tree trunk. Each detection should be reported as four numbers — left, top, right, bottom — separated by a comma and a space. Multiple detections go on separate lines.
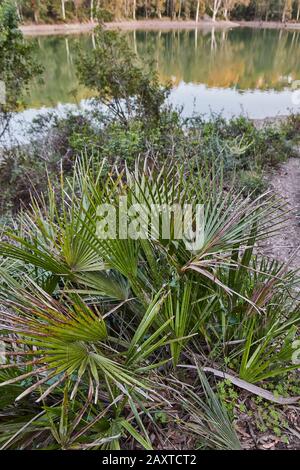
133, 0, 136, 20
178, 0, 182, 19
90, 0, 94, 22
196, 0, 200, 22
61, 0, 66, 21
156, 4, 161, 19
297, 4, 300, 21
212, 0, 221, 22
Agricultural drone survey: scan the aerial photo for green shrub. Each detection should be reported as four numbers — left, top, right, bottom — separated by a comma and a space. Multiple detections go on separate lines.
238, 170, 267, 197
0, 158, 299, 449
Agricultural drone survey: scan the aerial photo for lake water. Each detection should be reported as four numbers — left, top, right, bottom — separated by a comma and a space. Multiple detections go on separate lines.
23, 27, 300, 120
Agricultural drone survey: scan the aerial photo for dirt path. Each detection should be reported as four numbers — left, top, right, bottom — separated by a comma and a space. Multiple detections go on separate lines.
261, 156, 300, 270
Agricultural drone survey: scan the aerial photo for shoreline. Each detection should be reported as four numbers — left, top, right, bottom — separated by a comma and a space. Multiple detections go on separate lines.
20, 19, 300, 36
20, 20, 237, 36
238, 20, 300, 30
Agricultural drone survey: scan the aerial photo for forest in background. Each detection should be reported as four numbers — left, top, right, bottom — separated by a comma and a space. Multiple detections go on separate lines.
11, 1, 300, 24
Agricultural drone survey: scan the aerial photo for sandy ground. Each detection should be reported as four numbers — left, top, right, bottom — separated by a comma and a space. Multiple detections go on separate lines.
20, 21, 96, 36
19, 19, 238, 36
19, 19, 300, 36
104, 19, 238, 30
252, 118, 300, 270
260, 156, 300, 270
238, 20, 300, 30
19, 19, 240, 36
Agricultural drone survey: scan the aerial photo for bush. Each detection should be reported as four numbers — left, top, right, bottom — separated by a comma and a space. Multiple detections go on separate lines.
96, 8, 114, 23
0, 158, 299, 449
238, 170, 267, 197
76, 27, 171, 127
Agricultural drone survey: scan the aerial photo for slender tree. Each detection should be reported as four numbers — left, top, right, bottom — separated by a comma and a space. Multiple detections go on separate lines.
90, 0, 94, 21
133, 0, 136, 19
209, 0, 222, 21
61, 0, 66, 20
297, 0, 300, 21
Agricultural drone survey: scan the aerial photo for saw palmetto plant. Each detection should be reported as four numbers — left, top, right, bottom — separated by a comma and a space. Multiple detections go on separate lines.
0, 157, 299, 449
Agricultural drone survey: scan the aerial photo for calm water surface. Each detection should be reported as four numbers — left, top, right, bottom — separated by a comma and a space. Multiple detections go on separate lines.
25, 27, 300, 119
